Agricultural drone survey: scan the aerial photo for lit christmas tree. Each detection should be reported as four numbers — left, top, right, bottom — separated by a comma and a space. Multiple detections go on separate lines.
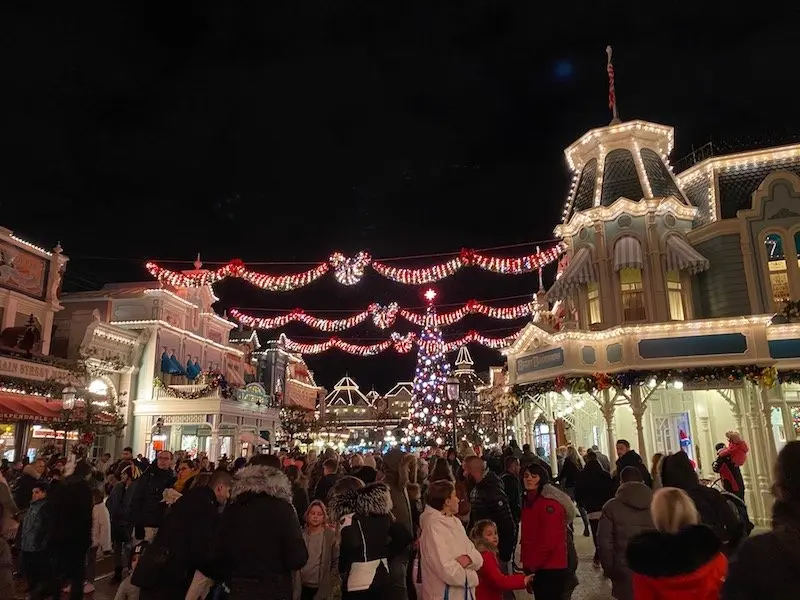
409, 289, 453, 446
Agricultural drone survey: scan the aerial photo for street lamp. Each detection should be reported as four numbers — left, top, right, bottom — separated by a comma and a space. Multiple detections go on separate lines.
62, 386, 77, 410
446, 375, 460, 448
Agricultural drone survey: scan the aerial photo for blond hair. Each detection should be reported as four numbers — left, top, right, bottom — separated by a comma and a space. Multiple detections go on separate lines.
650, 487, 699, 534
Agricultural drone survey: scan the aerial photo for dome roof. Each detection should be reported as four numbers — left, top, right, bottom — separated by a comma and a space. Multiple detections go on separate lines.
561, 120, 690, 223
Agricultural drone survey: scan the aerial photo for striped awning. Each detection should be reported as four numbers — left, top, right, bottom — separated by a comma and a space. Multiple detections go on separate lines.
546, 247, 596, 300
665, 235, 710, 274
613, 236, 644, 271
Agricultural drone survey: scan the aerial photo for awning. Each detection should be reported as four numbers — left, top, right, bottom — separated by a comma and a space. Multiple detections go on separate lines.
240, 431, 269, 445
546, 248, 597, 301
664, 235, 710, 274
0, 393, 62, 422
614, 236, 644, 271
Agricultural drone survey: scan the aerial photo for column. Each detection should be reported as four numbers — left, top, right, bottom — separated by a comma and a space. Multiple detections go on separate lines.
40, 310, 54, 355
629, 386, 648, 459
13, 423, 31, 461
545, 394, 558, 475
760, 387, 779, 468
170, 425, 182, 452
209, 414, 220, 462
598, 388, 616, 462
2, 296, 17, 330
740, 384, 775, 525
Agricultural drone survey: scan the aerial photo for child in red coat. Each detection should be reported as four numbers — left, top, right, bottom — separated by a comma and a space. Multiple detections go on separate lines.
470, 520, 532, 600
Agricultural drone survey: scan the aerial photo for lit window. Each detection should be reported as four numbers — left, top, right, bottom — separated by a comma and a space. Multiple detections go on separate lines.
765, 233, 790, 306
586, 282, 602, 324
666, 270, 685, 321
620, 267, 646, 321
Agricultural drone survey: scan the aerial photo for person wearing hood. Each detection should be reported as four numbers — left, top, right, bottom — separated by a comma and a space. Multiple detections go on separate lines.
627, 487, 727, 599
660, 450, 742, 553
596, 466, 654, 600
353, 454, 379, 485
329, 481, 413, 599
519, 463, 578, 600
418, 480, 483, 600
613, 440, 652, 488
463, 456, 516, 576
381, 448, 415, 600
213, 465, 308, 600
722, 440, 800, 600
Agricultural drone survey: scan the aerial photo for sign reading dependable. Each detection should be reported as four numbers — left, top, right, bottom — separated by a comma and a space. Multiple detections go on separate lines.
0, 356, 72, 382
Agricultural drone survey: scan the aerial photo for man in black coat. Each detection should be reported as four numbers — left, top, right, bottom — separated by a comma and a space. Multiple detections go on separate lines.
137, 469, 233, 600
613, 440, 653, 488
130, 450, 176, 541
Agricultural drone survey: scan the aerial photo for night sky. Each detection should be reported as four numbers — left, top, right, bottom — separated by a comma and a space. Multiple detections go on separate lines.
2, 4, 800, 392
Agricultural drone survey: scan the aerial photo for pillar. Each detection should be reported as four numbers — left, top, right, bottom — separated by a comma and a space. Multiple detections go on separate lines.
598, 388, 616, 462
13, 423, 31, 461
2, 296, 17, 330
209, 414, 220, 462
629, 386, 647, 460
739, 384, 775, 525
545, 394, 558, 475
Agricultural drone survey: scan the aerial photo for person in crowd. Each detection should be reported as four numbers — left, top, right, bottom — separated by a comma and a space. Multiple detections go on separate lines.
13, 457, 46, 510
136, 469, 232, 599
556, 446, 567, 474
500, 456, 522, 532
649, 453, 664, 490
0, 504, 11, 600
660, 450, 742, 553
107, 464, 137, 582
114, 541, 147, 600
520, 463, 576, 600
520, 443, 553, 478
470, 519, 531, 600
86, 487, 112, 593
0, 468, 18, 539
428, 458, 470, 528
418, 479, 482, 600
19, 481, 50, 599
627, 487, 727, 599
722, 440, 800, 600
173, 459, 198, 493
357, 454, 379, 484
213, 464, 307, 599
714, 431, 749, 500
613, 440, 652, 488
559, 446, 591, 537
314, 458, 342, 503
97, 452, 113, 476
445, 448, 461, 476
287, 464, 310, 521
377, 448, 414, 600
109, 447, 143, 480
574, 450, 615, 567
295, 500, 338, 600
463, 456, 516, 578
596, 466, 654, 600
130, 450, 176, 542
329, 481, 412, 600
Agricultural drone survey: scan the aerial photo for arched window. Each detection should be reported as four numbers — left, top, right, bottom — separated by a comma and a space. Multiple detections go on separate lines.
765, 233, 790, 305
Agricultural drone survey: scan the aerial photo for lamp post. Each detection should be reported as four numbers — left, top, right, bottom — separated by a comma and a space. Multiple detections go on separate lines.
446, 376, 460, 448
61, 386, 77, 454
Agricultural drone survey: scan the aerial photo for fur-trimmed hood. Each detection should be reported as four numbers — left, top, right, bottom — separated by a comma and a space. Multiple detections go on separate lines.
230, 465, 293, 504
540, 483, 577, 521
627, 524, 723, 579
328, 482, 393, 522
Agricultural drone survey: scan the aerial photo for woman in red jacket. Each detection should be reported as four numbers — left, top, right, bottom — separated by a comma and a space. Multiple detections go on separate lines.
520, 463, 570, 600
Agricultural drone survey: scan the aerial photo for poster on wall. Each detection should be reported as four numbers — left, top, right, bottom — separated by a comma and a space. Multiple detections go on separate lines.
0, 241, 48, 300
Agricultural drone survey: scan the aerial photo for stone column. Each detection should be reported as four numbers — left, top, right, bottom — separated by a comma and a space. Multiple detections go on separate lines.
208, 414, 220, 462
739, 384, 775, 525
545, 393, 558, 475
598, 388, 616, 460
629, 386, 648, 459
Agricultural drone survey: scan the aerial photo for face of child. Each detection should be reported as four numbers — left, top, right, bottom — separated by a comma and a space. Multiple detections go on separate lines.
307, 505, 325, 528
482, 525, 498, 548
31, 488, 46, 502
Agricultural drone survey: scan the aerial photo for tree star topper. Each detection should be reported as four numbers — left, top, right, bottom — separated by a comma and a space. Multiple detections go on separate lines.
424, 288, 437, 304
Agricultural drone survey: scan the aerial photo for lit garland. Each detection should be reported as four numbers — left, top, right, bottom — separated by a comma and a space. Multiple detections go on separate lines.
145, 243, 566, 290
276, 326, 524, 356
0, 374, 65, 398
513, 366, 800, 398
230, 298, 533, 332
153, 371, 233, 399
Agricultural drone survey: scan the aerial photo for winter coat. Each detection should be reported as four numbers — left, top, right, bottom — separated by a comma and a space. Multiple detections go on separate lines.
557, 459, 580, 490
291, 480, 310, 522
594, 450, 612, 472
627, 525, 727, 600
520, 486, 569, 574
468, 471, 516, 562
130, 465, 176, 529
721, 499, 800, 600
19, 497, 48, 552
418, 504, 483, 600
613, 450, 652, 488
475, 547, 526, 600
596, 481, 654, 600
352, 466, 378, 485
718, 439, 748, 466
92, 501, 112, 552
214, 466, 308, 600
137, 485, 223, 600
12, 464, 41, 510
382, 449, 414, 540
313, 473, 340, 504
292, 527, 338, 600
48, 477, 93, 556
0, 477, 17, 531
500, 472, 522, 524
0, 537, 13, 600
574, 460, 615, 515
328, 482, 412, 593
107, 481, 135, 542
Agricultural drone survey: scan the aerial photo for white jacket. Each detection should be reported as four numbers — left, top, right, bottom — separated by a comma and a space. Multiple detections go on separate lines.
93, 502, 112, 552
419, 505, 483, 600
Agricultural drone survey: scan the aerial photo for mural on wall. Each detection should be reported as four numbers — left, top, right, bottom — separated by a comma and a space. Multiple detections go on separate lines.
0, 241, 48, 299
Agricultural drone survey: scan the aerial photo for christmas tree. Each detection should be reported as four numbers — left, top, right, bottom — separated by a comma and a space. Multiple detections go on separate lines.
409, 289, 453, 446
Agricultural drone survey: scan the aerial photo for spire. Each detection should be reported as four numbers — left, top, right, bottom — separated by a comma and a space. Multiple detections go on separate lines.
454, 346, 474, 373
194, 253, 203, 270
606, 46, 620, 125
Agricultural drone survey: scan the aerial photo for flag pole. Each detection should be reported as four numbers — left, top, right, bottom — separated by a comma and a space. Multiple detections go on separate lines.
606, 45, 620, 124
536, 246, 544, 292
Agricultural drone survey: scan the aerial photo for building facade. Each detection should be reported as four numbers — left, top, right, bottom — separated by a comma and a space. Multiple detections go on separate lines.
504, 120, 800, 525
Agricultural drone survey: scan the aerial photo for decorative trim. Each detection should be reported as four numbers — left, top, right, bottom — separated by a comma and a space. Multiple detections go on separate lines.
555, 197, 697, 238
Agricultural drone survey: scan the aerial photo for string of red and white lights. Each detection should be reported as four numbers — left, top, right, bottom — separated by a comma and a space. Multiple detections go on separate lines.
144, 243, 565, 291
276, 328, 524, 356
230, 298, 534, 332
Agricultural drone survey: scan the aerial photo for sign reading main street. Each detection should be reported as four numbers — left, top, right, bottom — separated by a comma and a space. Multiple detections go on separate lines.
0, 355, 72, 382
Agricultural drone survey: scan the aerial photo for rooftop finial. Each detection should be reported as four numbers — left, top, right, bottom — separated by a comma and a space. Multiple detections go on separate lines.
194, 253, 202, 270
606, 46, 621, 125
536, 245, 544, 292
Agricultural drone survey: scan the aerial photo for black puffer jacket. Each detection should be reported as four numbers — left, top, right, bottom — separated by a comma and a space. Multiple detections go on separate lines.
468, 471, 516, 562
130, 465, 176, 529
614, 450, 653, 488
575, 459, 615, 513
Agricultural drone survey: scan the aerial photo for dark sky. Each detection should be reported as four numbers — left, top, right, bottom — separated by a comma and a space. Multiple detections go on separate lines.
2, 3, 800, 392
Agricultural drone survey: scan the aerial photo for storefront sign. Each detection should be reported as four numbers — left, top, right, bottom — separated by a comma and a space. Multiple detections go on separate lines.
0, 356, 72, 382
236, 382, 270, 404
516, 348, 564, 374
0, 240, 48, 299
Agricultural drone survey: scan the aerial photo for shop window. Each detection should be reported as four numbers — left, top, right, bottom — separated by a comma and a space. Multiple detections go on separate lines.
666, 270, 685, 321
620, 267, 646, 321
795, 231, 800, 269
765, 233, 790, 305
586, 282, 602, 325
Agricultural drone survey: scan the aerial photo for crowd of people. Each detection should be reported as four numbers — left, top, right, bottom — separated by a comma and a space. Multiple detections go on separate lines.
0, 429, 795, 599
